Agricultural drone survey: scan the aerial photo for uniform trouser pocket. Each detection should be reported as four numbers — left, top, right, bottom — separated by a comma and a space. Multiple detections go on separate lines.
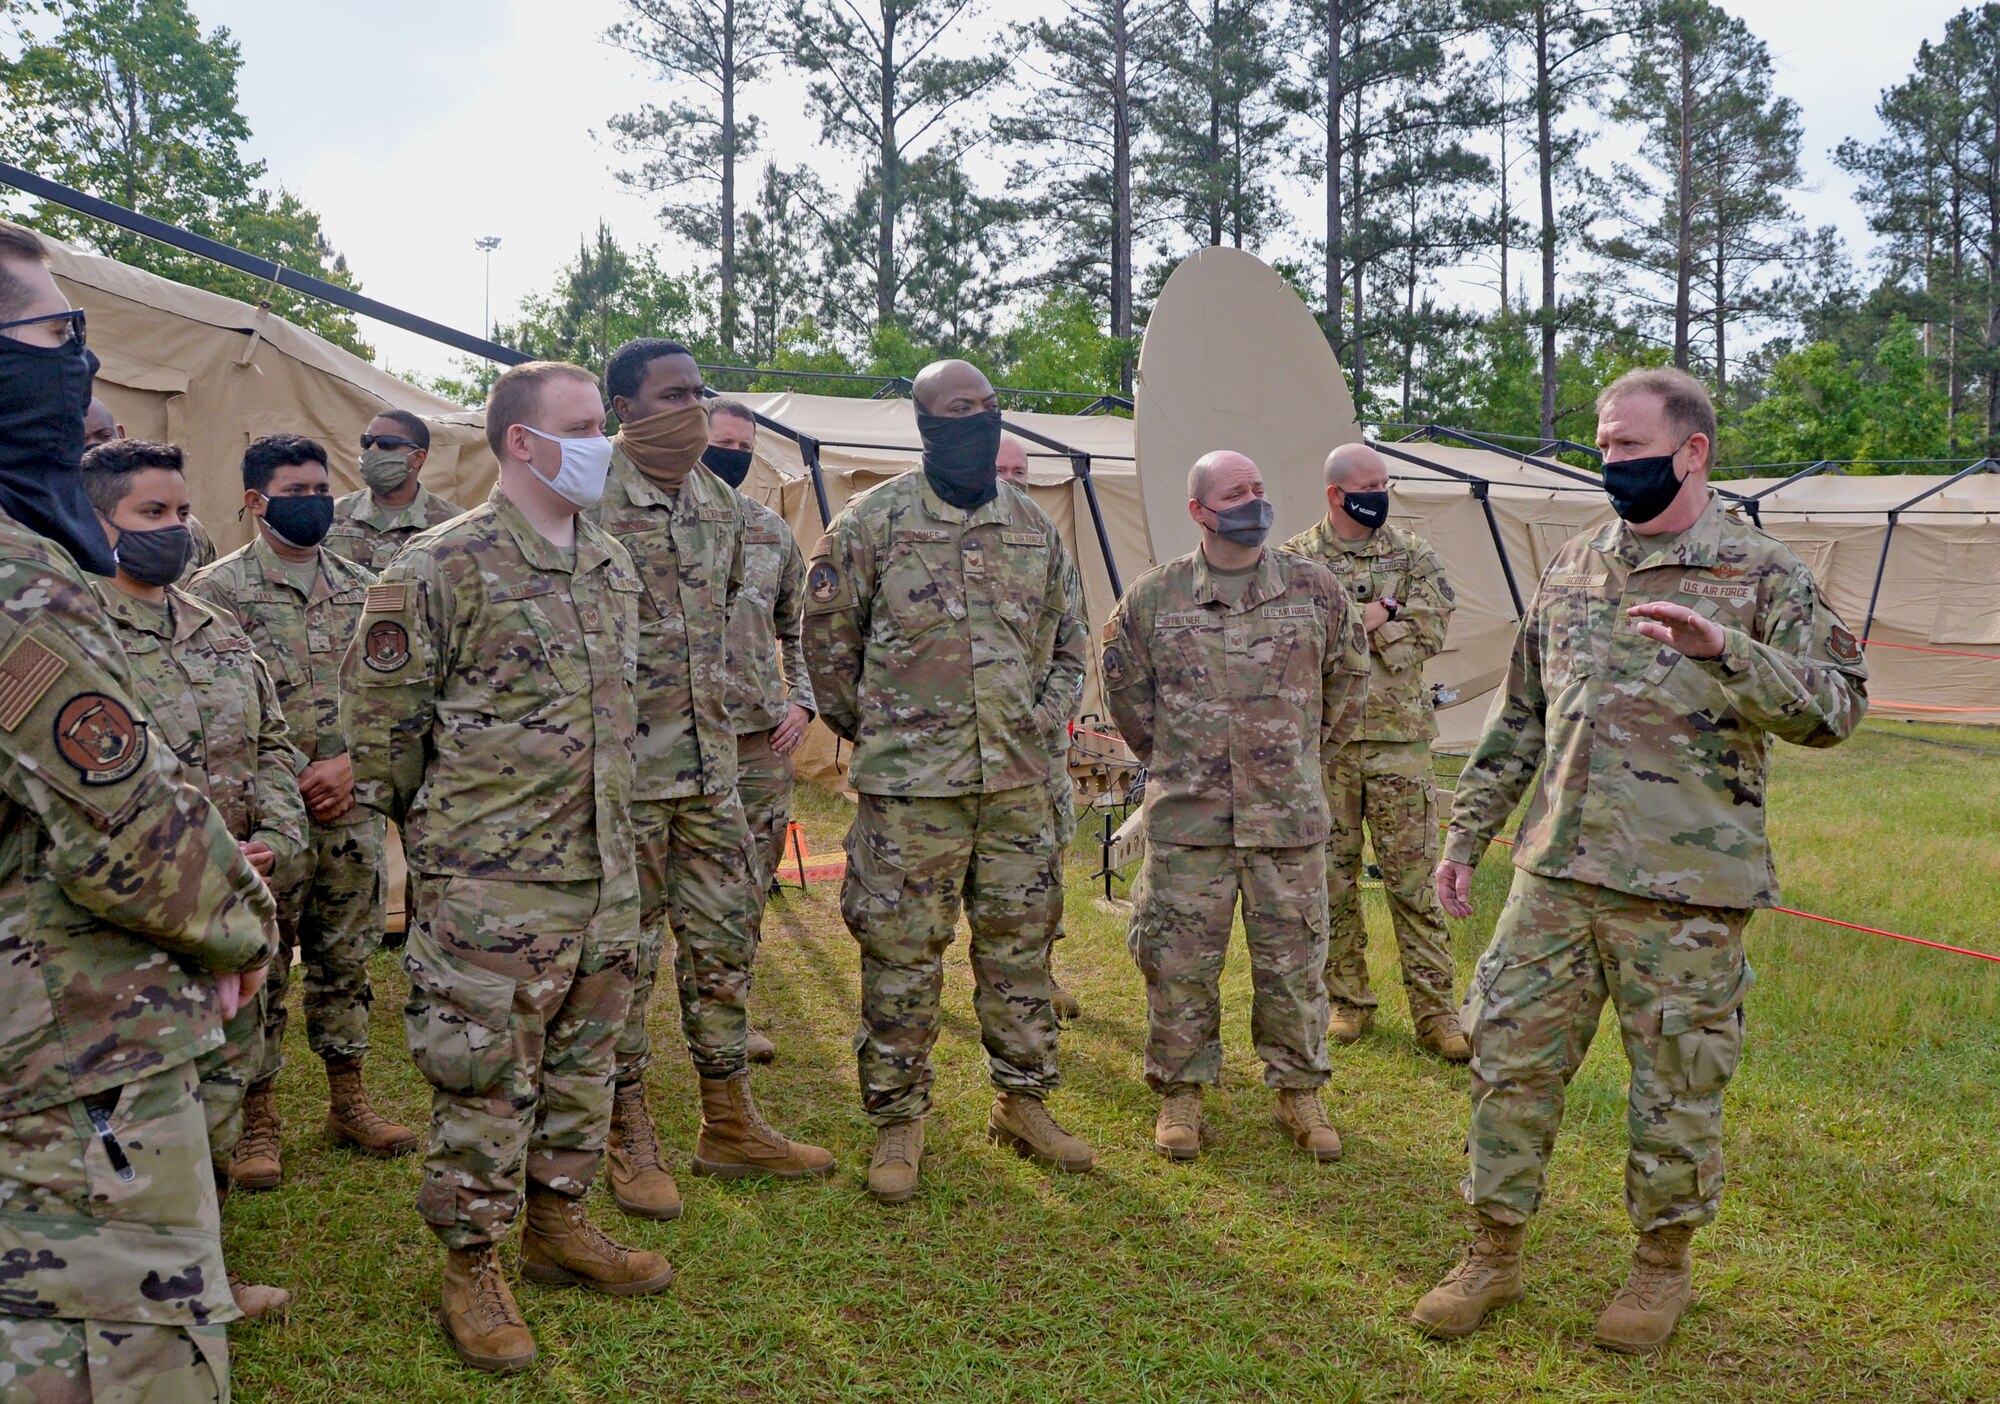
403, 900, 517, 1099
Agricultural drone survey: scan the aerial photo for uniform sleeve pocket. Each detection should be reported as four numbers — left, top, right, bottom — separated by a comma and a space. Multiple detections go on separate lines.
403, 922, 516, 1096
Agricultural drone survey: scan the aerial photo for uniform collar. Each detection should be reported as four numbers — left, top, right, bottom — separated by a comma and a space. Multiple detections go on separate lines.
1593, 490, 1728, 571
1190, 545, 1285, 611
916, 471, 1011, 529
93, 578, 173, 638
610, 443, 726, 519
354, 484, 437, 532
489, 487, 613, 577
248, 531, 328, 599
1318, 514, 1391, 556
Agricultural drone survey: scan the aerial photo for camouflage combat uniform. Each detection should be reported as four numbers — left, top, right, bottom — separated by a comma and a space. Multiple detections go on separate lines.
588, 447, 764, 1081
191, 536, 386, 1086
1285, 516, 1459, 1026
804, 474, 1087, 1126
181, 513, 217, 582
1104, 547, 1369, 1091
340, 488, 643, 1247
1445, 493, 1868, 1231
1043, 543, 1085, 860
91, 580, 309, 1178
725, 492, 816, 895
0, 513, 278, 1399
327, 484, 465, 574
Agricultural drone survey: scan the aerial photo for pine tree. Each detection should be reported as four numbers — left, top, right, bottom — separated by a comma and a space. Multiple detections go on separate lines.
1148, 0, 1289, 254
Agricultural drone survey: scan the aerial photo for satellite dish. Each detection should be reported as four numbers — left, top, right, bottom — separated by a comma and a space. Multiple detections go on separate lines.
1135, 248, 1361, 564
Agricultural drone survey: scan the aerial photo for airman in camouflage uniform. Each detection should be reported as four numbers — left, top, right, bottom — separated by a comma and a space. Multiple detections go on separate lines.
0, 222, 277, 1402
805, 360, 1089, 1204
1414, 370, 1868, 1353
1106, 451, 1369, 1163
190, 434, 413, 1182
84, 436, 311, 1322
589, 345, 832, 1224
327, 409, 466, 572
711, 400, 817, 899
998, 434, 1085, 1020
1285, 443, 1464, 1059
342, 360, 670, 1374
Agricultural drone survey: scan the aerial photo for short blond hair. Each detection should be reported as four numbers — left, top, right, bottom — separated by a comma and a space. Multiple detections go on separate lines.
0, 218, 51, 320
1597, 367, 1717, 467
485, 361, 599, 459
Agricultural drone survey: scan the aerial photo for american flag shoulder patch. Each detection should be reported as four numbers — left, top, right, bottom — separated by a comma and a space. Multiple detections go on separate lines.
0, 635, 68, 732
365, 582, 409, 613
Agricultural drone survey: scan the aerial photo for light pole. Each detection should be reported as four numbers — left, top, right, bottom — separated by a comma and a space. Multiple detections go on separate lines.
474, 236, 502, 339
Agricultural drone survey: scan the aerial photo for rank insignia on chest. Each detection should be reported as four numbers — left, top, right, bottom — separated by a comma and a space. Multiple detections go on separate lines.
364, 620, 411, 673
53, 692, 148, 784
579, 605, 603, 633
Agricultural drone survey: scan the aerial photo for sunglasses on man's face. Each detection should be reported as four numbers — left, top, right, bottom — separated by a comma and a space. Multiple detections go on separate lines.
360, 433, 421, 451
0, 308, 87, 346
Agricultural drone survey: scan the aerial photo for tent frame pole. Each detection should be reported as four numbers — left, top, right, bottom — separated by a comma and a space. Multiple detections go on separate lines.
1373, 441, 1525, 617
999, 419, 1123, 598
1861, 457, 1998, 639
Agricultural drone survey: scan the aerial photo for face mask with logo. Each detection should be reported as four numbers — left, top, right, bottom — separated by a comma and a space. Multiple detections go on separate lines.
702, 443, 754, 490
619, 401, 710, 492
917, 407, 1003, 510
359, 447, 416, 495
112, 522, 195, 587
1602, 437, 1689, 523
521, 425, 614, 510
260, 493, 335, 548
1201, 495, 1274, 548
1341, 490, 1389, 531
0, 332, 115, 574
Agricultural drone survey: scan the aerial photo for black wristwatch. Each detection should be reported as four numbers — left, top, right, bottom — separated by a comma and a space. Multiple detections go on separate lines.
1381, 596, 1401, 620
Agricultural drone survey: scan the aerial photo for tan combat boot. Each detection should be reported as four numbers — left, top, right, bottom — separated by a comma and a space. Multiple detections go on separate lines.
520, 1186, 675, 1296
867, 1119, 925, 1204
1328, 1004, 1374, 1045
228, 1270, 291, 1323
215, 1181, 288, 1321
1410, 1213, 1528, 1338
987, 1092, 1095, 1172
607, 1080, 681, 1221
691, 1071, 837, 1179
1594, 1224, 1696, 1353
1274, 1088, 1343, 1162
1416, 1010, 1473, 1063
746, 1029, 777, 1064
229, 1082, 282, 1191
324, 1056, 419, 1157
441, 1243, 537, 1373
1154, 1086, 1202, 1160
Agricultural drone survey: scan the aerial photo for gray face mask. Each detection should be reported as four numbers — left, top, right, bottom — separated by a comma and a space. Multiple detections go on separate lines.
359, 447, 415, 495
1201, 495, 1274, 547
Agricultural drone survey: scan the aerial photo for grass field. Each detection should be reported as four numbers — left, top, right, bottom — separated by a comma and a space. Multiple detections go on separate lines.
227, 719, 2000, 1403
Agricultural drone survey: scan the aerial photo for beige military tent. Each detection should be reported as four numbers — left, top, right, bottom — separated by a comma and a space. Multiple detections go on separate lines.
48, 238, 498, 553
48, 241, 1996, 763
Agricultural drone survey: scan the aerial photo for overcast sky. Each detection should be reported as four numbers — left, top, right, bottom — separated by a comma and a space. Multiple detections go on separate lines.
185, 0, 1968, 382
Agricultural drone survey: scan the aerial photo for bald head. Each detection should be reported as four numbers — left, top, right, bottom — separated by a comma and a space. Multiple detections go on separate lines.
996, 434, 1029, 485
1325, 442, 1386, 490
1188, 449, 1258, 504
83, 397, 122, 448
912, 359, 998, 418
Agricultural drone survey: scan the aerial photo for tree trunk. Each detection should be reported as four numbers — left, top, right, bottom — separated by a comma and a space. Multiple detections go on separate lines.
1672, 40, 1694, 370
1713, 229, 1727, 398
877, 4, 898, 330
1949, 160, 1964, 454
1325, 0, 1344, 357
1207, 5, 1224, 249
1497, 65, 1511, 315
719, 0, 738, 355
1535, 0, 1558, 442
1350, 95, 1367, 406
1113, 0, 1134, 392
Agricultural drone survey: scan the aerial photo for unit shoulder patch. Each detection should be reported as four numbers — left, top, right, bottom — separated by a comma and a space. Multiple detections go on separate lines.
52, 692, 148, 785
364, 619, 412, 673
808, 562, 841, 604
1826, 624, 1861, 664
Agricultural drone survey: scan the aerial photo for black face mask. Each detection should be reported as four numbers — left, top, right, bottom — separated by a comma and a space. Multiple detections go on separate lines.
916, 407, 1002, 510
0, 334, 115, 574
1341, 490, 1389, 531
1602, 440, 1689, 524
112, 523, 195, 587
261, 493, 335, 548
702, 443, 754, 490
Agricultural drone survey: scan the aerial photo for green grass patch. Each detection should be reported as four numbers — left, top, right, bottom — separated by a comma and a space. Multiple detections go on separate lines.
228, 720, 1999, 1401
